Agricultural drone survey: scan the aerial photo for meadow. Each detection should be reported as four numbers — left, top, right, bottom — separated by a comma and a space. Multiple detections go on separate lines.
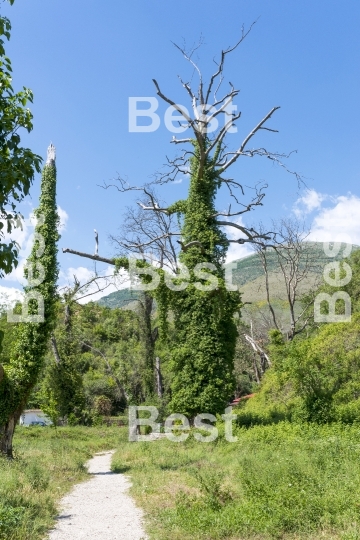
113, 421, 360, 540
2, 421, 360, 539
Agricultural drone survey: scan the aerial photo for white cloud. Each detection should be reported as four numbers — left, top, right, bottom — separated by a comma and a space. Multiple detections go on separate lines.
226, 242, 254, 263
308, 193, 360, 245
1, 216, 34, 285
0, 286, 23, 308
57, 206, 69, 231
293, 188, 327, 217
292, 189, 360, 245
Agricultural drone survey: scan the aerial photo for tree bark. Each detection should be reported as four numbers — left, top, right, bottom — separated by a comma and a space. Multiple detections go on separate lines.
51, 335, 61, 365
0, 415, 15, 458
62, 248, 115, 266
252, 354, 261, 384
138, 293, 156, 397
155, 356, 163, 398
0, 406, 23, 459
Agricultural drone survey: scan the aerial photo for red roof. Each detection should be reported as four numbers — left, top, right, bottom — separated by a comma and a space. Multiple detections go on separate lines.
229, 393, 255, 406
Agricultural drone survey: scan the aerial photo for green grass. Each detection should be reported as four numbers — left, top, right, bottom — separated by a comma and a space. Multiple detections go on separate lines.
112, 422, 360, 540
4, 422, 360, 540
0, 425, 124, 540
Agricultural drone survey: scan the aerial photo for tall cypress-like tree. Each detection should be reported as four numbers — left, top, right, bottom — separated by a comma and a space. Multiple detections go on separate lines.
0, 145, 59, 457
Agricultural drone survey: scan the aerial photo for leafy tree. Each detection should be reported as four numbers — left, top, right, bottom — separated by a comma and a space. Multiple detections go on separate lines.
0, 145, 59, 457
39, 284, 86, 424
269, 315, 360, 423
0, 0, 42, 276
94, 395, 112, 417
110, 189, 179, 399
33, 300, 146, 421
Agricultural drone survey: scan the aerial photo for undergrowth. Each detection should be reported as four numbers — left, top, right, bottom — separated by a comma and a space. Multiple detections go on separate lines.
112, 422, 360, 540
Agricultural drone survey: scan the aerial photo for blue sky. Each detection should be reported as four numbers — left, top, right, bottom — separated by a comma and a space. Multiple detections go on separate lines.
1, 0, 360, 302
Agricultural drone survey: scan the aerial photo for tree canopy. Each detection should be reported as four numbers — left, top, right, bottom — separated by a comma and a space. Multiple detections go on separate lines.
0, 0, 42, 276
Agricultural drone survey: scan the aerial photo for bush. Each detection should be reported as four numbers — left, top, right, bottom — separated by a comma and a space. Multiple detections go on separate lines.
0, 506, 26, 539
238, 314, 360, 426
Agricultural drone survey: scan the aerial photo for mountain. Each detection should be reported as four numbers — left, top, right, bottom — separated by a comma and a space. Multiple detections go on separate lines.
96, 242, 358, 311
96, 288, 140, 309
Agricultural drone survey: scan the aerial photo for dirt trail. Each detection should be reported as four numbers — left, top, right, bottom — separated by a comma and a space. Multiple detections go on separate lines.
48, 451, 148, 540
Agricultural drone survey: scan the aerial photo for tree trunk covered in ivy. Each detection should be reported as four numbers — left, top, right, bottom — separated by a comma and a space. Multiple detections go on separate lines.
0, 146, 59, 458
155, 144, 241, 418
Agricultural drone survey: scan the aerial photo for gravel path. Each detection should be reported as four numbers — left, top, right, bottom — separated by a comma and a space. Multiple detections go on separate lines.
48, 451, 148, 540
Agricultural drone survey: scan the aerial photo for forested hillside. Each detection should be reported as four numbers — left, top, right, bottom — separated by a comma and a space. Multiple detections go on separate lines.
236, 247, 360, 425
2, 242, 358, 426
98, 241, 355, 307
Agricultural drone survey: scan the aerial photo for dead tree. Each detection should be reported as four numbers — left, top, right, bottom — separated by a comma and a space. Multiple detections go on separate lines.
254, 219, 322, 341
102, 24, 300, 253
110, 189, 180, 273
63, 25, 302, 413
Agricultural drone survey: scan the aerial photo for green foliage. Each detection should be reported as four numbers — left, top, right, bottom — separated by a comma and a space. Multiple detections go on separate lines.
39, 360, 85, 423
112, 422, 360, 539
0, 505, 25, 539
317, 247, 360, 314
93, 395, 112, 416
0, 156, 59, 446
154, 143, 242, 417
168, 282, 240, 417
33, 301, 148, 421
0, 311, 15, 365
112, 141, 243, 416
236, 248, 360, 426
0, 1, 42, 276
235, 369, 295, 426
238, 316, 360, 425
38, 297, 85, 423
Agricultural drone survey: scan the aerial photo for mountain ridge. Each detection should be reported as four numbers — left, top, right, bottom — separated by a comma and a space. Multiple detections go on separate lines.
96, 242, 358, 309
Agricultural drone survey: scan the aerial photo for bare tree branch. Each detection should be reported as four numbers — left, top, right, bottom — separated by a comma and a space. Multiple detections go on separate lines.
62, 248, 115, 266
205, 20, 259, 104
217, 106, 281, 173
177, 240, 205, 253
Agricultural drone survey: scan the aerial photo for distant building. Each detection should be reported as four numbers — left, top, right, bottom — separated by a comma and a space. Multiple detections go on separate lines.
19, 409, 52, 426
